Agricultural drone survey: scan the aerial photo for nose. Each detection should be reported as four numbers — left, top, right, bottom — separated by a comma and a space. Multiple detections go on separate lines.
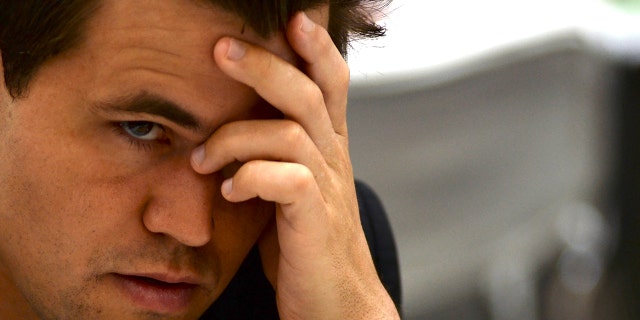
142, 160, 217, 247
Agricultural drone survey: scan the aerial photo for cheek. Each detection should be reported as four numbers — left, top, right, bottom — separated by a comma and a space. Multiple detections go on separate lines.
0, 129, 129, 314
0, 130, 139, 263
209, 198, 274, 263
0, 102, 156, 274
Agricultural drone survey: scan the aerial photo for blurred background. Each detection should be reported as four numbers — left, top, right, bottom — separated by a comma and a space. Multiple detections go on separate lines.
345, 0, 640, 319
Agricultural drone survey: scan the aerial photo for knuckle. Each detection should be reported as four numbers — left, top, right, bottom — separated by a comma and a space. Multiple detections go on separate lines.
281, 120, 308, 147
301, 80, 324, 102
235, 160, 259, 184
240, 160, 260, 175
302, 82, 326, 111
288, 164, 316, 192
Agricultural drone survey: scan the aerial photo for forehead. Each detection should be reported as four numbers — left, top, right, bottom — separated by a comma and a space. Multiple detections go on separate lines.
87, 0, 293, 54
72, 0, 295, 133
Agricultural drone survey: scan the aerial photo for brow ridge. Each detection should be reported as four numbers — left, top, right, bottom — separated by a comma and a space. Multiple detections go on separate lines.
95, 92, 202, 131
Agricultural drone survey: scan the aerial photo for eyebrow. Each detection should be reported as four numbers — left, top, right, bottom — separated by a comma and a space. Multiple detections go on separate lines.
94, 92, 203, 131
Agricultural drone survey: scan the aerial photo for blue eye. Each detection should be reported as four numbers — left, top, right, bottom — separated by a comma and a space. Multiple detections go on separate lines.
119, 121, 164, 141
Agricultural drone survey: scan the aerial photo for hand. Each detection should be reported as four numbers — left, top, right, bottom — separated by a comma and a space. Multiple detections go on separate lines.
192, 11, 400, 319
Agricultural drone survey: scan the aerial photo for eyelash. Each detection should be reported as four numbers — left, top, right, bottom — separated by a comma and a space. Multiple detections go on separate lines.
112, 121, 169, 151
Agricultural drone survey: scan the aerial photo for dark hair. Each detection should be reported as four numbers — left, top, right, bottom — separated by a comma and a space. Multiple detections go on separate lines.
0, 0, 388, 98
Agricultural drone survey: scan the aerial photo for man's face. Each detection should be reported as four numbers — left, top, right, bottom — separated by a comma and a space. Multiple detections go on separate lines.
0, 0, 306, 318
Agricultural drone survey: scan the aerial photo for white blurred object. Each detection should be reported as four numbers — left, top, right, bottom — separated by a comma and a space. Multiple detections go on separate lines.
346, 0, 634, 318
555, 202, 613, 295
348, 0, 640, 96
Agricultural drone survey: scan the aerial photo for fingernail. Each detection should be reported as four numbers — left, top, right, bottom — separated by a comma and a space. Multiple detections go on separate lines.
226, 39, 246, 61
191, 145, 206, 167
221, 178, 233, 196
300, 12, 316, 33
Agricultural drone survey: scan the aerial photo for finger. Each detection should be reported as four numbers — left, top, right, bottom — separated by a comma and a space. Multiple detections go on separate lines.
286, 11, 350, 137
222, 160, 321, 205
213, 37, 336, 153
190, 119, 329, 185
223, 159, 329, 260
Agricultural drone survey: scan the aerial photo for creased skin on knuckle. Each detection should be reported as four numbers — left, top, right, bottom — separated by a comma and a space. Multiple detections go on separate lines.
301, 82, 326, 117
237, 160, 260, 184
287, 163, 316, 195
281, 120, 308, 150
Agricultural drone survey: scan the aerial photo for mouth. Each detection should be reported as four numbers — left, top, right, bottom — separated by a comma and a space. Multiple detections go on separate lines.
113, 273, 199, 314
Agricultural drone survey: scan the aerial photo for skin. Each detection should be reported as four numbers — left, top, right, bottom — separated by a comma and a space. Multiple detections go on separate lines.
0, 0, 399, 319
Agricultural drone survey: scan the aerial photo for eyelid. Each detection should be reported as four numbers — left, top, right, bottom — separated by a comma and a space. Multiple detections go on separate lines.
114, 110, 208, 143
120, 121, 165, 141
113, 120, 170, 151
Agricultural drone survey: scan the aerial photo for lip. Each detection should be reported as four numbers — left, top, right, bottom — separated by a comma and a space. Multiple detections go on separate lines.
113, 272, 200, 314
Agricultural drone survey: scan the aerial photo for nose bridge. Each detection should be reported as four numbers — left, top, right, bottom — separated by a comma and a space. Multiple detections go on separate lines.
142, 158, 217, 247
